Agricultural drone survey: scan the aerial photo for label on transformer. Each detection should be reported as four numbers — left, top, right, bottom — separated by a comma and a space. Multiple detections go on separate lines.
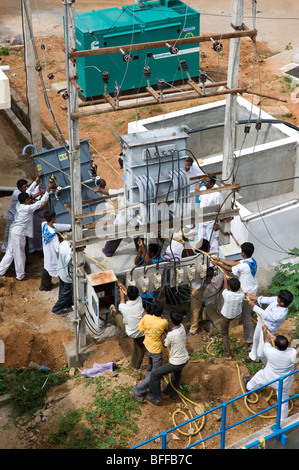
153, 46, 199, 60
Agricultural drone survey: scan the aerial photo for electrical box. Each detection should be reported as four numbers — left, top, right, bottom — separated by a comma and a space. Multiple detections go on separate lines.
121, 126, 190, 224
218, 243, 242, 261
32, 140, 105, 225
74, 0, 200, 100
85, 270, 118, 331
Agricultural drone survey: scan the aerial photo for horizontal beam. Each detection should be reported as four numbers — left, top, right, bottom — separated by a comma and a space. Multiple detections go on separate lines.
69, 30, 257, 59
73, 207, 239, 248
71, 87, 247, 119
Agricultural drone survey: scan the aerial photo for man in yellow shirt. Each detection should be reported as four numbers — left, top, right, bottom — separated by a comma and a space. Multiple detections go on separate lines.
130, 301, 168, 403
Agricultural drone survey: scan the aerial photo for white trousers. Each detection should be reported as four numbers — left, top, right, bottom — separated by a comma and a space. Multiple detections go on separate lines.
249, 327, 266, 364
0, 232, 26, 280
247, 369, 293, 420
1, 213, 14, 253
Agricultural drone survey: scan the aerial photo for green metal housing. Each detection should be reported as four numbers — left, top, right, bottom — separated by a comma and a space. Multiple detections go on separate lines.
74, 0, 200, 100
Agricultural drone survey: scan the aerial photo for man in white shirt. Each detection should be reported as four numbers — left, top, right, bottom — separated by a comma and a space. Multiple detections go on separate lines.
51, 239, 73, 315
0, 178, 55, 281
189, 175, 220, 254
2, 175, 43, 253
243, 325, 297, 420
111, 283, 146, 370
185, 157, 204, 195
39, 209, 71, 291
211, 242, 258, 350
244, 290, 293, 364
147, 309, 189, 405
220, 276, 245, 360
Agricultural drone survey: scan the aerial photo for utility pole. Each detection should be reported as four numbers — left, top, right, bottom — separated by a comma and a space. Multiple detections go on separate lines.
22, 0, 43, 151
64, 0, 86, 359
219, 0, 244, 245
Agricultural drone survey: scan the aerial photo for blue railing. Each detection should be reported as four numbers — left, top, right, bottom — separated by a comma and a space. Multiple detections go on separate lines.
131, 368, 299, 449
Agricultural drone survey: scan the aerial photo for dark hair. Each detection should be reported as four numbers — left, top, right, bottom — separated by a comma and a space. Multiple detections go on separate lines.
207, 175, 216, 185
127, 285, 139, 301
148, 243, 160, 258
278, 290, 293, 307
17, 179, 28, 189
170, 309, 183, 326
44, 209, 56, 223
151, 300, 163, 317
18, 192, 30, 204
206, 267, 215, 279
200, 239, 210, 252
228, 277, 240, 292
275, 335, 289, 351
185, 156, 193, 164
99, 178, 106, 188
118, 156, 123, 169
241, 242, 254, 258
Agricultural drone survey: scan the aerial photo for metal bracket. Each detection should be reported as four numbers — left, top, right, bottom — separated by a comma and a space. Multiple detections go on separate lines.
271, 425, 288, 446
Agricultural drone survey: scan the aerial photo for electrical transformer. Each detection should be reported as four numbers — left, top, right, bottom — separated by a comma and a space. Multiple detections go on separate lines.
74, 0, 200, 100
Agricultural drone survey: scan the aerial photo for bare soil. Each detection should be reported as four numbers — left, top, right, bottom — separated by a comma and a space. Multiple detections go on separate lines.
0, 1, 299, 450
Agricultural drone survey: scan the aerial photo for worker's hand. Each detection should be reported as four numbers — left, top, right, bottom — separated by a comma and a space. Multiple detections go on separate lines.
248, 299, 255, 308
118, 282, 127, 293
92, 188, 99, 193
47, 181, 57, 191
210, 257, 217, 265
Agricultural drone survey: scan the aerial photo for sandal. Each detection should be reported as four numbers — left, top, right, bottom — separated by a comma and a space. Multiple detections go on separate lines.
109, 304, 117, 318
223, 356, 234, 361
242, 355, 252, 363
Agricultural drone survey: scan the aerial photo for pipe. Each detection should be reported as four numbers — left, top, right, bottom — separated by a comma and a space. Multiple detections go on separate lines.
21, 144, 39, 156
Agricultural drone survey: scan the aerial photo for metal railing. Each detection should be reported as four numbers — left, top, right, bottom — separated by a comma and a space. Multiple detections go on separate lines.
131, 368, 299, 449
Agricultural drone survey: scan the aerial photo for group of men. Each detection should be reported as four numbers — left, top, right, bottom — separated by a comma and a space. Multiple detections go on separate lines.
1, 158, 297, 418
0, 174, 73, 315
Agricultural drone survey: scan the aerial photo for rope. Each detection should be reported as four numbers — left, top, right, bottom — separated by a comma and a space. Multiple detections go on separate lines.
89, 143, 122, 177
163, 374, 206, 448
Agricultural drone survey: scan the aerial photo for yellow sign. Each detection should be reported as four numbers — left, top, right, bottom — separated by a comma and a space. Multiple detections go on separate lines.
184, 32, 194, 38
58, 152, 68, 161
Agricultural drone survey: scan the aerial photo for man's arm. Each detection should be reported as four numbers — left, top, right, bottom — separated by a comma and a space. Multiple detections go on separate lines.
212, 257, 240, 268
134, 238, 146, 265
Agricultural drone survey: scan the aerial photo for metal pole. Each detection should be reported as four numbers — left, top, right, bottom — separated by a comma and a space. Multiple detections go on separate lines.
219, 0, 244, 245
64, 0, 86, 360
22, 0, 43, 151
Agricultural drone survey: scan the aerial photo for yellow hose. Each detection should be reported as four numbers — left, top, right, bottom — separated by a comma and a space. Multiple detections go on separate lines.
164, 374, 206, 448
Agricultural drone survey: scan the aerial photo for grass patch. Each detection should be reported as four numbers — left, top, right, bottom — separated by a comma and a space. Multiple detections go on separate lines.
50, 376, 142, 449
0, 367, 68, 415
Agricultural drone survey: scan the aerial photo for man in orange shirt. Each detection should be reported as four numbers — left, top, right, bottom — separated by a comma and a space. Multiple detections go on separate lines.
130, 300, 168, 403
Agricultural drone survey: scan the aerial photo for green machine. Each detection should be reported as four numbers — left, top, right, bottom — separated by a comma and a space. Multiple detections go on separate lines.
75, 0, 200, 100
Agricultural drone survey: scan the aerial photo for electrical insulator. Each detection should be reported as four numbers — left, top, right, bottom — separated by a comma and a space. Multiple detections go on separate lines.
61, 91, 69, 100
120, 49, 132, 63
166, 43, 179, 55
244, 124, 251, 134
49, 174, 57, 185
95, 176, 102, 187
141, 276, 149, 293
176, 268, 184, 285
89, 163, 98, 178
199, 263, 207, 279
210, 38, 223, 53
127, 278, 136, 287
157, 79, 167, 91
154, 272, 162, 290
180, 60, 189, 72
199, 71, 207, 84
55, 186, 62, 200
113, 85, 122, 97
256, 120, 262, 130
143, 66, 151, 79
101, 71, 109, 84
47, 73, 54, 80
187, 265, 196, 282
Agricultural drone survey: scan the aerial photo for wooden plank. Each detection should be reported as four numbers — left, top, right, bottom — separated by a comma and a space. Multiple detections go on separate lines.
71, 88, 247, 119
69, 30, 257, 59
